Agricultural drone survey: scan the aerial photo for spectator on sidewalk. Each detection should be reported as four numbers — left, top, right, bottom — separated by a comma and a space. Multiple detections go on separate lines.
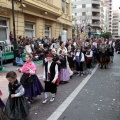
25, 42, 32, 54
15, 53, 24, 66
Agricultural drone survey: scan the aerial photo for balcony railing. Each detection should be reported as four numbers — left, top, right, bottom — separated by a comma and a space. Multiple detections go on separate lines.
91, 23, 100, 27
92, 16, 100, 20
22, 0, 61, 17
92, 0, 100, 4
92, 8, 100, 12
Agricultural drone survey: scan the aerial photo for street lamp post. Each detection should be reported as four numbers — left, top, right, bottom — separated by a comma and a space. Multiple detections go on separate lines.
88, 24, 91, 39
12, 0, 18, 60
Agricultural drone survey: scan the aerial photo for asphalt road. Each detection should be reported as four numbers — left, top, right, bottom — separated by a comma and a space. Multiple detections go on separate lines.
58, 53, 120, 120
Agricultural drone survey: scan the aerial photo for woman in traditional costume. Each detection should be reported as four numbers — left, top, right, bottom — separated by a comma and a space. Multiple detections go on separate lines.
59, 50, 70, 83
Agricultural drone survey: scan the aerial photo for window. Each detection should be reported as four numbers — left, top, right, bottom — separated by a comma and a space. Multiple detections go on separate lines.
62, 0, 65, 12
82, 12, 86, 16
66, 2, 69, 15
25, 23, 35, 37
0, 19, 9, 41
45, 0, 50, 2
82, 4, 86, 8
45, 26, 51, 38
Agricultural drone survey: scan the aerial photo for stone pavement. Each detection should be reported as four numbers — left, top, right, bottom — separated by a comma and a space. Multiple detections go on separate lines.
0, 62, 44, 100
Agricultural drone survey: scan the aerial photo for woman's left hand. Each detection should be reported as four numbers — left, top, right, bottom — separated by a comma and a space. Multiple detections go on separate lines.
11, 94, 15, 98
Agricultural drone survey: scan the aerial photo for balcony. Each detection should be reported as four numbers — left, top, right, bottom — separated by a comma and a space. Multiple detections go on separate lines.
22, 0, 61, 17
112, 28, 118, 31
92, 0, 100, 4
91, 22, 100, 27
112, 31, 118, 34
92, 8, 100, 12
112, 24, 118, 27
92, 16, 100, 20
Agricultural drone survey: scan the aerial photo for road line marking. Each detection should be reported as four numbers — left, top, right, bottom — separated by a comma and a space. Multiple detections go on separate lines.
47, 65, 98, 120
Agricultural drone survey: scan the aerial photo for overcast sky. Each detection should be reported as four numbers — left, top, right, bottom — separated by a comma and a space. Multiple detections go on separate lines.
112, 0, 119, 10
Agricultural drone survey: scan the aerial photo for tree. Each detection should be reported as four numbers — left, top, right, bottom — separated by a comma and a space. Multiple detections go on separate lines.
101, 32, 112, 39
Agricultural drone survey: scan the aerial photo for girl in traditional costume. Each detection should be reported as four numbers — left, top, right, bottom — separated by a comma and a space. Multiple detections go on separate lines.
42, 54, 58, 103
18, 53, 44, 103
74, 48, 85, 76
51, 48, 60, 85
59, 50, 70, 83
67, 45, 74, 71
85, 45, 93, 74
5, 71, 29, 120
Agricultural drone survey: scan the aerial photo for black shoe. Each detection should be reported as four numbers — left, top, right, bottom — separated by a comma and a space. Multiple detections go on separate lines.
70, 76, 73, 79
100, 66, 103, 69
28, 98, 34, 103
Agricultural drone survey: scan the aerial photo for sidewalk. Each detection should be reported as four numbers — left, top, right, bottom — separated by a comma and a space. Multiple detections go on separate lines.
0, 61, 44, 100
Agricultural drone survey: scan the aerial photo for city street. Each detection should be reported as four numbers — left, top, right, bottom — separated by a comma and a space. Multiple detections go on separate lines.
0, 53, 120, 120
58, 53, 120, 120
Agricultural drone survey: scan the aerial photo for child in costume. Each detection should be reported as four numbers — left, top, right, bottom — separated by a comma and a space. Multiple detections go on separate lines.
43, 53, 58, 103
5, 71, 29, 120
18, 53, 44, 103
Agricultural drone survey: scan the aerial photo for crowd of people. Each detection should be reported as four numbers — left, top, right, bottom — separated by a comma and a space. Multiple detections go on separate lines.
0, 36, 115, 120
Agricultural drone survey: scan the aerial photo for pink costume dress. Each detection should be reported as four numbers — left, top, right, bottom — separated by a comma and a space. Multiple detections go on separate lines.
20, 61, 44, 98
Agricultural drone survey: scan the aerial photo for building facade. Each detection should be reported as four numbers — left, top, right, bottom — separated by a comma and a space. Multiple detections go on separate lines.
112, 10, 120, 38
72, 0, 104, 36
104, 0, 112, 33
0, 0, 72, 42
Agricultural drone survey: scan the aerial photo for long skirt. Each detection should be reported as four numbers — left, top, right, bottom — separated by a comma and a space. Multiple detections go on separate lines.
86, 60, 92, 69
68, 57, 74, 69
5, 96, 29, 120
0, 98, 5, 110
60, 68, 70, 81
20, 74, 44, 98
45, 81, 57, 93
0, 108, 7, 120
76, 62, 80, 71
